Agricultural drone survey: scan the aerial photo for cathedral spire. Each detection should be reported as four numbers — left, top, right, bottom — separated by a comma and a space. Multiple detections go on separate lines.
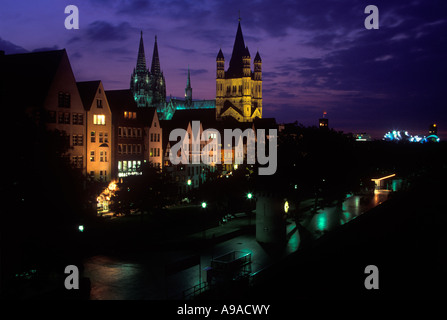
136, 30, 147, 72
151, 35, 161, 75
228, 18, 246, 77
186, 65, 191, 89
185, 65, 192, 104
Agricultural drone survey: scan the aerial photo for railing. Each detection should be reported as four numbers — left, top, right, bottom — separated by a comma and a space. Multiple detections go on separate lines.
183, 281, 210, 300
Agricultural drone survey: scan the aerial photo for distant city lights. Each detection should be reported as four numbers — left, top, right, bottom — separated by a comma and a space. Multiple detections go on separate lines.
383, 130, 440, 143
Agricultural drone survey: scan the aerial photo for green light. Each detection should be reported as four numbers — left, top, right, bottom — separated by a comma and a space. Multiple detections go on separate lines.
316, 212, 327, 231
78, 225, 84, 232
201, 202, 207, 209
247, 193, 253, 199
187, 179, 192, 186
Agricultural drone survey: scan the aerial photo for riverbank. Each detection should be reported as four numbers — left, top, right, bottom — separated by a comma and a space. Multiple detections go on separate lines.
245, 173, 447, 300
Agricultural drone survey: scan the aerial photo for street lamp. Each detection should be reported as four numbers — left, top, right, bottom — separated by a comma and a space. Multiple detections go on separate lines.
284, 201, 289, 213
201, 202, 207, 209
187, 179, 192, 186
247, 192, 253, 199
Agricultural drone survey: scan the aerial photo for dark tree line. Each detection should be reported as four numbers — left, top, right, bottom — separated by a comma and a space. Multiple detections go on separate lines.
2, 113, 94, 297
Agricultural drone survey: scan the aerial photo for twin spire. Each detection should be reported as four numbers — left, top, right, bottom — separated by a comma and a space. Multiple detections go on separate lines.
136, 31, 161, 75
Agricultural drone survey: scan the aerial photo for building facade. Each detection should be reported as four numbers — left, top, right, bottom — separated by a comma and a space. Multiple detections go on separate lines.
77, 80, 112, 182
140, 108, 163, 169
106, 89, 146, 179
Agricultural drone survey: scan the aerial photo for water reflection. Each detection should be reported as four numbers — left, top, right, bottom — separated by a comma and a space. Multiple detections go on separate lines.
83, 255, 165, 300
307, 191, 391, 237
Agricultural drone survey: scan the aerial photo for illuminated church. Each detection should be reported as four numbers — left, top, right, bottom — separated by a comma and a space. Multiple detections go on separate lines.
216, 18, 263, 122
130, 32, 215, 120
130, 18, 262, 123
130, 32, 166, 113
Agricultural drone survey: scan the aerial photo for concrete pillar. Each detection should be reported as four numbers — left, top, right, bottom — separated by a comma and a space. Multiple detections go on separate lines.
255, 193, 287, 245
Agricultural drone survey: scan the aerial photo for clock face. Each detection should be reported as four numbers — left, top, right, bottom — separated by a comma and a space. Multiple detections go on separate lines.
284, 201, 289, 213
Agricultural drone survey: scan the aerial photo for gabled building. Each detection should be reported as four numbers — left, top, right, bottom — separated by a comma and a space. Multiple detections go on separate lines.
106, 89, 145, 178
77, 80, 112, 182
139, 108, 163, 169
216, 19, 262, 122
1, 49, 86, 172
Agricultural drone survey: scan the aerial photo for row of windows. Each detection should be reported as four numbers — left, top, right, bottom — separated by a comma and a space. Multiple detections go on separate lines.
150, 148, 160, 157
118, 127, 142, 138
118, 144, 142, 154
91, 131, 109, 143
73, 134, 84, 146
72, 155, 83, 168
90, 151, 108, 162
58, 92, 71, 108
93, 114, 106, 125
150, 133, 160, 142
118, 160, 141, 173
46, 112, 84, 125
89, 170, 108, 181
124, 111, 137, 119
219, 84, 261, 96
57, 134, 83, 147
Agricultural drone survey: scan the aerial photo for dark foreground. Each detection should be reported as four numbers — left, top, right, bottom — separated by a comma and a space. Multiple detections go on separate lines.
235, 172, 447, 300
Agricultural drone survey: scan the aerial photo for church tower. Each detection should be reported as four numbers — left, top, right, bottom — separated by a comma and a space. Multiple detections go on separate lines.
130, 32, 167, 117
149, 36, 167, 113
130, 31, 150, 107
185, 66, 192, 106
216, 18, 262, 122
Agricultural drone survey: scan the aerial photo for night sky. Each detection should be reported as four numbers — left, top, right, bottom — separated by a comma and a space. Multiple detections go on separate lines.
1, 0, 446, 139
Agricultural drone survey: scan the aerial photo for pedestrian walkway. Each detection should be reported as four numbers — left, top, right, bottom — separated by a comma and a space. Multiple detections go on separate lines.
186, 214, 255, 242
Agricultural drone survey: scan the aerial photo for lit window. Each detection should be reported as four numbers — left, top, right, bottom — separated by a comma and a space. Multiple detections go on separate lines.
93, 114, 105, 125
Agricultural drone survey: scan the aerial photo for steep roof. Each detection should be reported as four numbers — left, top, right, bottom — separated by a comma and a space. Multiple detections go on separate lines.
76, 80, 101, 111
216, 48, 224, 61
136, 31, 148, 73
227, 21, 247, 78
170, 108, 217, 129
1, 49, 66, 110
105, 89, 138, 114
151, 36, 161, 75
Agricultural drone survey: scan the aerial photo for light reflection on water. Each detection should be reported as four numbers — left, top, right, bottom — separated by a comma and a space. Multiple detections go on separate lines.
308, 191, 391, 236
83, 255, 166, 300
